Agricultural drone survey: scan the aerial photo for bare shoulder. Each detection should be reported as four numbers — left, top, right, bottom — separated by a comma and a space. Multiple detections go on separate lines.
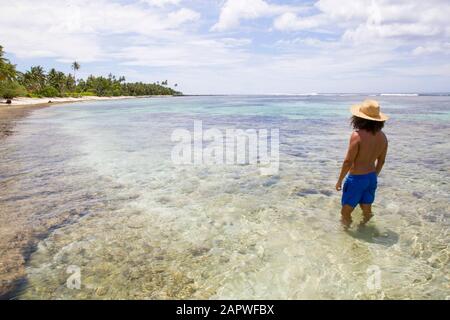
380, 130, 388, 144
351, 130, 361, 141
378, 131, 388, 152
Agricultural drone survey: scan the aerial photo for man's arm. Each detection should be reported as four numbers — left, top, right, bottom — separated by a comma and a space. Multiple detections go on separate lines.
336, 132, 359, 191
376, 136, 388, 176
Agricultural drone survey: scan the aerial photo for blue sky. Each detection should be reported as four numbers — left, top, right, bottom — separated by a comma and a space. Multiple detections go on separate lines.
1, 0, 450, 94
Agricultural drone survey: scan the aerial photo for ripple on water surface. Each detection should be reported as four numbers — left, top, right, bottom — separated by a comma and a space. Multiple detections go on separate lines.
0, 96, 448, 299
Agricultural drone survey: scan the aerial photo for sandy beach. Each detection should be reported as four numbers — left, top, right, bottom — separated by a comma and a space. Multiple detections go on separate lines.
1, 95, 142, 107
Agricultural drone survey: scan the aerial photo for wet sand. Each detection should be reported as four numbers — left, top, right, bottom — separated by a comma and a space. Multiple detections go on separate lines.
0, 104, 49, 139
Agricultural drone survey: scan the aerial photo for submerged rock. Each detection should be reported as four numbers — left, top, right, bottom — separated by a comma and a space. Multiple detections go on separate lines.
190, 246, 211, 257
295, 189, 332, 197
412, 191, 424, 199
296, 188, 318, 196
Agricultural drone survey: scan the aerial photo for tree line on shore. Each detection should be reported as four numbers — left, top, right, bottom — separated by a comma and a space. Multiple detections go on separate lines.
0, 45, 180, 100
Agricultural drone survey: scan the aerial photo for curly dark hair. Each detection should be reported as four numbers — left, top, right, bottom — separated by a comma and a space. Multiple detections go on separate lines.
351, 116, 385, 134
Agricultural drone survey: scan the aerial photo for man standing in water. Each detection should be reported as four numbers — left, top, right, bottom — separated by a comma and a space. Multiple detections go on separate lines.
336, 99, 389, 228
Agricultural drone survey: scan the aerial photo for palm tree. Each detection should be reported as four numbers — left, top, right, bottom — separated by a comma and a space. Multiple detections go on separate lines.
41, 68, 64, 94
23, 66, 46, 92
0, 45, 17, 82
71, 61, 80, 84
47, 68, 58, 87
55, 71, 67, 94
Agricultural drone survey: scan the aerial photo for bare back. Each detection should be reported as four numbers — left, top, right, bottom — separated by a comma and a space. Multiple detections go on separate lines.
350, 130, 388, 175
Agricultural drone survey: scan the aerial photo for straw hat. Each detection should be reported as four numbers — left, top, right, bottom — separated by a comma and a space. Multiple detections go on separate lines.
351, 99, 389, 122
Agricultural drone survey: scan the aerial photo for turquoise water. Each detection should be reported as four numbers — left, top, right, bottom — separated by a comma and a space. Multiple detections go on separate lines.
1, 95, 449, 299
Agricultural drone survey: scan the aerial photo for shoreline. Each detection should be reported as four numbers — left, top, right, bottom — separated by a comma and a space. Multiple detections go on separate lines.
0, 95, 151, 107
0, 95, 170, 140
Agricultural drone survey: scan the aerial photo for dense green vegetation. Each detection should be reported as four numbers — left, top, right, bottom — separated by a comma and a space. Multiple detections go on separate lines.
0, 46, 27, 99
0, 45, 180, 100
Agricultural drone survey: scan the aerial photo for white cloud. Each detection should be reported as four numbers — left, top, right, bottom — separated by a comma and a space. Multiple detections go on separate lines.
140, 0, 181, 7
275, 37, 329, 47
413, 43, 450, 55
212, 0, 273, 31
273, 0, 450, 42
0, 0, 200, 62
343, 23, 441, 43
212, 0, 450, 49
221, 38, 252, 47
117, 37, 250, 68
211, 0, 306, 31
130, 0, 450, 93
315, 0, 370, 22
167, 8, 200, 25
1, 0, 450, 93
273, 13, 326, 31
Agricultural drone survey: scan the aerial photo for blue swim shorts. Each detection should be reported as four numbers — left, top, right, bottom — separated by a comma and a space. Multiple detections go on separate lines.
341, 172, 378, 208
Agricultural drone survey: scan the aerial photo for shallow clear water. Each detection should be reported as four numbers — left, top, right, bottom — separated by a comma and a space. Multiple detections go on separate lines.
1, 95, 449, 299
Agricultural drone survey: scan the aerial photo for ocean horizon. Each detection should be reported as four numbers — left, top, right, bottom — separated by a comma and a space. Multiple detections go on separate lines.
182, 93, 450, 97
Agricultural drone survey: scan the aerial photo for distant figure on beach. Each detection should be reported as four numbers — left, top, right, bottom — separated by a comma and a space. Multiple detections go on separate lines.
336, 99, 389, 228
